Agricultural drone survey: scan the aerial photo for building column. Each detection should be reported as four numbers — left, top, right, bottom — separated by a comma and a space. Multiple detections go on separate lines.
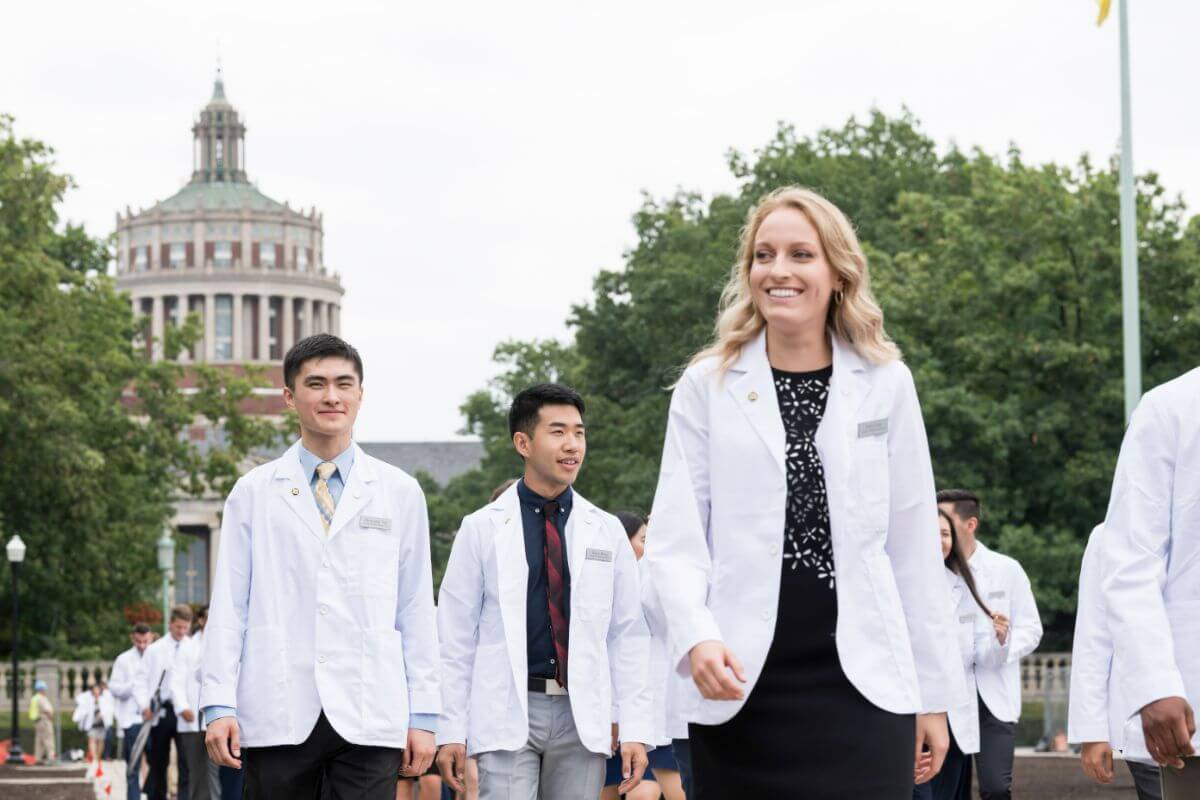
309, 298, 319, 335
176, 294, 190, 363
324, 302, 333, 335
204, 293, 216, 362
150, 295, 164, 361
332, 303, 340, 336
258, 294, 271, 362
232, 292, 244, 363
282, 296, 295, 355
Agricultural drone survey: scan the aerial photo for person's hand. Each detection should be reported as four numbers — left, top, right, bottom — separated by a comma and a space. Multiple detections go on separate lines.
205, 716, 242, 768
180, 709, 196, 723
914, 713, 948, 785
1141, 696, 1197, 768
1080, 741, 1114, 784
992, 613, 1010, 646
688, 640, 746, 700
142, 708, 153, 722
436, 743, 468, 793
402, 729, 436, 777
617, 741, 648, 795
610, 722, 619, 755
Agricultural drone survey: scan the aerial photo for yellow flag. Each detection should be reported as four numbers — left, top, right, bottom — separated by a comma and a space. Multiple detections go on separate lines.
1097, 0, 1112, 25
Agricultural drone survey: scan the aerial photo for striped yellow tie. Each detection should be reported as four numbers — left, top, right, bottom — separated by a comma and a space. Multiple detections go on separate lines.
315, 461, 337, 534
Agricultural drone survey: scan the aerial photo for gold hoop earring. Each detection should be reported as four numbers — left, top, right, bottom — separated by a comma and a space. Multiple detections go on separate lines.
834, 288, 845, 305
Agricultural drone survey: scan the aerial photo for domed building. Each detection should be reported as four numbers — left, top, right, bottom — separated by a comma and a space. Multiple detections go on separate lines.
115, 71, 343, 388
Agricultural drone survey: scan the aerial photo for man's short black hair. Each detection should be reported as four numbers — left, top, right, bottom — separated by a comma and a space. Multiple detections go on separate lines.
508, 383, 586, 439
283, 334, 364, 391
937, 488, 982, 525
132, 623, 152, 636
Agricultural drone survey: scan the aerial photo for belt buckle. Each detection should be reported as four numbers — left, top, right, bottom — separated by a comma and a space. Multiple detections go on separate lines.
545, 679, 568, 697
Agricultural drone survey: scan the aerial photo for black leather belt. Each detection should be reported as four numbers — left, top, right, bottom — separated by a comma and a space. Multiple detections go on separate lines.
528, 677, 568, 696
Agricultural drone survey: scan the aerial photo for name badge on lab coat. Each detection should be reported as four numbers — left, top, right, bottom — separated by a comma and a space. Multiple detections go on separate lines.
987, 590, 1006, 600
959, 614, 975, 624
359, 516, 392, 532
858, 418, 889, 438
585, 548, 613, 563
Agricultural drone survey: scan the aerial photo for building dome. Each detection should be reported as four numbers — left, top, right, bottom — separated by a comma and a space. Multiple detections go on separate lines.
115, 70, 344, 384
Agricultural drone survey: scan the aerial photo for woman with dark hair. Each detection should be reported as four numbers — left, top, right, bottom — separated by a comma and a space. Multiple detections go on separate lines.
914, 510, 992, 800
601, 512, 687, 800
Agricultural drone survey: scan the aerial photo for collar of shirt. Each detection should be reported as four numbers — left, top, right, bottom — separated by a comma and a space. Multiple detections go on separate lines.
298, 442, 355, 485
516, 479, 573, 520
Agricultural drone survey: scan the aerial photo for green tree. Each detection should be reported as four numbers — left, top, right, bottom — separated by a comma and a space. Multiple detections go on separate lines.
430, 111, 1200, 649
0, 115, 283, 658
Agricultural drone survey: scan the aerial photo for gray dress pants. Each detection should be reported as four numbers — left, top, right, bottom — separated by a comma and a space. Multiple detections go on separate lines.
477, 692, 605, 800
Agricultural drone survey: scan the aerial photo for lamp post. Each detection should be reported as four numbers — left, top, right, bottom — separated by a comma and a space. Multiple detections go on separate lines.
6, 535, 27, 765
156, 529, 175, 635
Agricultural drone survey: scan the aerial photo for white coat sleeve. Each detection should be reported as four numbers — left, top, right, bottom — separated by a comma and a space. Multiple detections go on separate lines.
608, 525, 654, 746
395, 481, 441, 717
436, 517, 484, 746
200, 477, 253, 711
1101, 393, 1186, 720
884, 365, 966, 714
974, 562, 1042, 669
645, 368, 720, 672
170, 643, 193, 717
1068, 534, 1113, 744
108, 655, 135, 703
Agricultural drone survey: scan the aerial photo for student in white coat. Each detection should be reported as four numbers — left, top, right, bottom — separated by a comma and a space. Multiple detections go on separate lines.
1101, 366, 1200, 771
1068, 524, 1162, 800
172, 607, 222, 800
109, 622, 153, 800
74, 682, 116, 767
645, 186, 964, 799
435, 384, 653, 800
202, 335, 440, 800
937, 489, 1042, 800
915, 509, 991, 800
142, 603, 195, 800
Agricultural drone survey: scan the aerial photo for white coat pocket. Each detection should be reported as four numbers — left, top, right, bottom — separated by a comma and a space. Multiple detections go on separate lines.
363, 629, 408, 737
239, 625, 289, 735
853, 437, 890, 530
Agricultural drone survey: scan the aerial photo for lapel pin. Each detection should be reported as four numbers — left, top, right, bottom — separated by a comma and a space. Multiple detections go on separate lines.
748, 391, 759, 402
290, 488, 300, 496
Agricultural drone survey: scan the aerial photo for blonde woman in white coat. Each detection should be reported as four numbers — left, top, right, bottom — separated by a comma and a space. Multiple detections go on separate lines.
645, 186, 964, 799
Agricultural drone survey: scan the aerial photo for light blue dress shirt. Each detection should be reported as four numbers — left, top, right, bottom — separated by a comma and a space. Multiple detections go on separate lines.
205, 442, 437, 734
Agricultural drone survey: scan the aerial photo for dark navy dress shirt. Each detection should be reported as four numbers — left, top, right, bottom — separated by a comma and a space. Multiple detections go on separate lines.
516, 479, 573, 679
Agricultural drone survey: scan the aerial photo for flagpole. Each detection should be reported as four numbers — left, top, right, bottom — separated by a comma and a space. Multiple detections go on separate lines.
1117, 0, 1141, 420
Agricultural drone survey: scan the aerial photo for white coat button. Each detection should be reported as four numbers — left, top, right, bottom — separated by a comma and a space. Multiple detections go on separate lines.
318, 655, 327, 664
354, 490, 362, 499
761, 610, 772, 621
769, 544, 779, 556
319, 605, 329, 615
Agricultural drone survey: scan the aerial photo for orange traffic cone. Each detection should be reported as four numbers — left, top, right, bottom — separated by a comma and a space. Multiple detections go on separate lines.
95, 759, 104, 777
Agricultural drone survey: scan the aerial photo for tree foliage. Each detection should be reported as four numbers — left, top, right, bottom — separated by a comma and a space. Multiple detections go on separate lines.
0, 115, 283, 658
428, 110, 1200, 648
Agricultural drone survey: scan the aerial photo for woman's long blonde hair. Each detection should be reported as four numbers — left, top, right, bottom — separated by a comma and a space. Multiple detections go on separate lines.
689, 186, 900, 371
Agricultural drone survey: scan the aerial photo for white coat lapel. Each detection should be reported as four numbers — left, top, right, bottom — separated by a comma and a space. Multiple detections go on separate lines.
814, 335, 871, 496
728, 331, 786, 479
326, 445, 375, 539
565, 493, 597, 586
275, 443, 327, 543
490, 486, 529, 711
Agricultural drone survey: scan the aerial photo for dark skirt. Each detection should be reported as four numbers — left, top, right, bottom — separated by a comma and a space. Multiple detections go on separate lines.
689, 569, 915, 798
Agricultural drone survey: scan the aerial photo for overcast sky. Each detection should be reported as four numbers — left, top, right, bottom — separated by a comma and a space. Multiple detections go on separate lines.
4, 0, 1197, 442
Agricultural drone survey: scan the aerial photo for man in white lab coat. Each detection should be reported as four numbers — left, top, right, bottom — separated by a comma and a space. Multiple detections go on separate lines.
172, 607, 221, 800
142, 604, 195, 800
1101, 367, 1200, 771
937, 489, 1042, 800
108, 622, 154, 800
202, 334, 440, 800
436, 384, 653, 800
1068, 524, 1162, 800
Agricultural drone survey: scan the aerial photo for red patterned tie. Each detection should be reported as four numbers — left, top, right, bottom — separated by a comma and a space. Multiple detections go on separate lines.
543, 502, 570, 690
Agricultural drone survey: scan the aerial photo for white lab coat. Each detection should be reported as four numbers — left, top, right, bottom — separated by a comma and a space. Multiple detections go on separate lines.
201, 441, 441, 748
638, 559, 676, 747
74, 690, 115, 732
645, 331, 964, 724
108, 645, 149, 730
436, 484, 653, 757
968, 542, 1042, 723
945, 569, 982, 755
1101, 366, 1200, 761
142, 633, 189, 724
1067, 524, 1131, 750
171, 631, 205, 733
